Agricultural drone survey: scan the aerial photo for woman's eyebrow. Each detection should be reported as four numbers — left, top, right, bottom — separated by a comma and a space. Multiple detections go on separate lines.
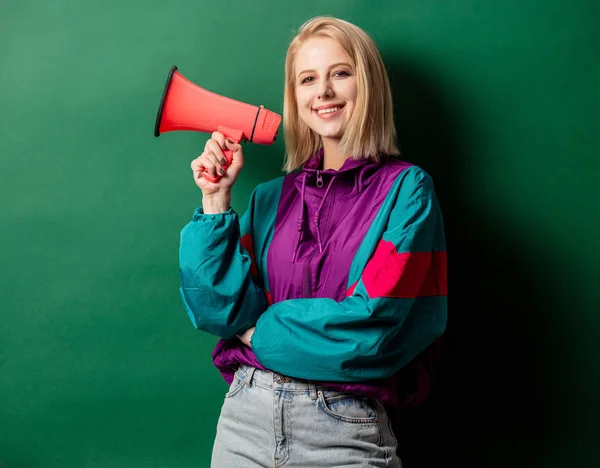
297, 62, 352, 77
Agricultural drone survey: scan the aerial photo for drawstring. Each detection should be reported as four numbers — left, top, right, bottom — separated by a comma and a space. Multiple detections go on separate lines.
291, 173, 308, 263
315, 175, 336, 254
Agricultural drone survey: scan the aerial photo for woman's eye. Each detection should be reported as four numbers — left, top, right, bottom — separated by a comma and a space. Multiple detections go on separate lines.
299, 71, 349, 84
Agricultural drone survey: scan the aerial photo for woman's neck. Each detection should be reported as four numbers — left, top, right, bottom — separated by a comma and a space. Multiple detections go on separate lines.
321, 138, 349, 171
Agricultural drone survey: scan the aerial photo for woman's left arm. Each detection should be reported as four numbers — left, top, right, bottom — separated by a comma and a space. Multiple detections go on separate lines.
250, 169, 448, 381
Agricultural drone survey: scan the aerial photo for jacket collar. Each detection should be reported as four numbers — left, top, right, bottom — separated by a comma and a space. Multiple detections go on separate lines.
297, 149, 383, 194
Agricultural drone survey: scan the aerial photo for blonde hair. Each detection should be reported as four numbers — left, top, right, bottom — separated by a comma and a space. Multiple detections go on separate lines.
282, 16, 399, 173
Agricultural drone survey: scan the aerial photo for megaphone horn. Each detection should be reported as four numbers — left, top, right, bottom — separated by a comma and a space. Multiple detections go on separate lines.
154, 66, 281, 182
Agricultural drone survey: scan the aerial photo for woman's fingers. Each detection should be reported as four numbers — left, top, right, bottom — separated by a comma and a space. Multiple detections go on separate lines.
191, 151, 223, 178
211, 131, 227, 151
205, 138, 229, 167
224, 139, 243, 170
190, 133, 243, 188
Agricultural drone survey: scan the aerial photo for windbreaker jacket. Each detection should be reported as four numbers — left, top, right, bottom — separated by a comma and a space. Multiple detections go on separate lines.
179, 150, 448, 406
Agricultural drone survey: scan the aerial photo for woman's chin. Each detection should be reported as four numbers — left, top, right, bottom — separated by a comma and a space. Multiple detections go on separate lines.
311, 125, 345, 140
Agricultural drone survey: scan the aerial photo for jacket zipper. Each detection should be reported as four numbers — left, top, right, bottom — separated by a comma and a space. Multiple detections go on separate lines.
316, 170, 323, 187
303, 173, 332, 298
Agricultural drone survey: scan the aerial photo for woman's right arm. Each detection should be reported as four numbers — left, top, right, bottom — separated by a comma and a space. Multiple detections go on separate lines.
178, 133, 267, 339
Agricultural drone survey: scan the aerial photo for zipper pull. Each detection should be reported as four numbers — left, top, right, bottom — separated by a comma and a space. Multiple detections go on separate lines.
316, 170, 324, 187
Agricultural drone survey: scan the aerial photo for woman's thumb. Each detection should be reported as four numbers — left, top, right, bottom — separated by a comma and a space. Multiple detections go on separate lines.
225, 139, 244, 167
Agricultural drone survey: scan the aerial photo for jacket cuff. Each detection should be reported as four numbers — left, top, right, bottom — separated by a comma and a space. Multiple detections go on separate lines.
191, 207, 235, 221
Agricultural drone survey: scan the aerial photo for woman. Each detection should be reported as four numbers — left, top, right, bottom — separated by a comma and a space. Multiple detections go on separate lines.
180, 16, 447, 467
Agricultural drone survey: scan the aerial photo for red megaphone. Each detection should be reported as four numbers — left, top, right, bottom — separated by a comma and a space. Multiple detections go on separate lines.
154, 66, 281, 182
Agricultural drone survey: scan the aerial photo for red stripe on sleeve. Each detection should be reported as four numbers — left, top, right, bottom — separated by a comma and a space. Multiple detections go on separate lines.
240, 233, 258, 277
419, 251, 448, 296
361, 240, 447, 299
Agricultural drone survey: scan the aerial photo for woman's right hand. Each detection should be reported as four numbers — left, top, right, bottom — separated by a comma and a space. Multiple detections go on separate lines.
190, 131, 244, 213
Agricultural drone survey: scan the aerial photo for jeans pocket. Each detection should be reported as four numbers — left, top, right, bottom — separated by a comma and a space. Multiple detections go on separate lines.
317, 390, 378, 424
224, 370, 246, 398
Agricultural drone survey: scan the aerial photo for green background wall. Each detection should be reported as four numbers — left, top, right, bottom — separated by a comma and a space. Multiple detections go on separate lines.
1, 1, 599, 466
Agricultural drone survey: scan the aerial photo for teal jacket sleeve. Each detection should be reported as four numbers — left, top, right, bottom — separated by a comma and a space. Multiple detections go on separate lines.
250, 168, 448, 381
178, 190, 267, 339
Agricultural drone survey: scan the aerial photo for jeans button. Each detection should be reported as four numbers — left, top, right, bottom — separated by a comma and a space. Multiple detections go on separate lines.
275, 376, 284, 384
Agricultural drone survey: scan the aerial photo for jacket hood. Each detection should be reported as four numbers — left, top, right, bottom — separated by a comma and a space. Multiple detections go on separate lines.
298, 149, 385, 192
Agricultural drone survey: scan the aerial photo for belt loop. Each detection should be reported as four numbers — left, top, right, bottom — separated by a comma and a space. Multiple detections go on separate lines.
245, 367, 256, 388
309, 382, 317, 400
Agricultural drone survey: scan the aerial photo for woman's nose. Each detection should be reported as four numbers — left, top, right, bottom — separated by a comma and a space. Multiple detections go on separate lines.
317, 79, 333, 99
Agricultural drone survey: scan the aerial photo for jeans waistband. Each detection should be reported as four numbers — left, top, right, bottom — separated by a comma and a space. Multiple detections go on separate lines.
237, 365, 320, 400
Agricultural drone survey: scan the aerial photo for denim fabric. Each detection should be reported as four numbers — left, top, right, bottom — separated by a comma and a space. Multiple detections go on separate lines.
211, 365, 401, 467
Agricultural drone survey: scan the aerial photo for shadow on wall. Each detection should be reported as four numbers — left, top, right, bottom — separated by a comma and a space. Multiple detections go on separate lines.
385, 55, 556, 468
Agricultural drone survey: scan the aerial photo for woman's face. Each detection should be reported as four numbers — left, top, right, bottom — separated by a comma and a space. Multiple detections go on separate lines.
294, 37, 358, 143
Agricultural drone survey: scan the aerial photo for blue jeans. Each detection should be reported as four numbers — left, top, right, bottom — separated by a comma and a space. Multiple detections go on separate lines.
211, 365, 401, 467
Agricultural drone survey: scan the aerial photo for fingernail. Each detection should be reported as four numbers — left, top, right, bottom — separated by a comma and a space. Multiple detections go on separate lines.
218, 167, 225, 175
220, 158, 227, 165
226, 139, 234, 145
221, 141, 228, 150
